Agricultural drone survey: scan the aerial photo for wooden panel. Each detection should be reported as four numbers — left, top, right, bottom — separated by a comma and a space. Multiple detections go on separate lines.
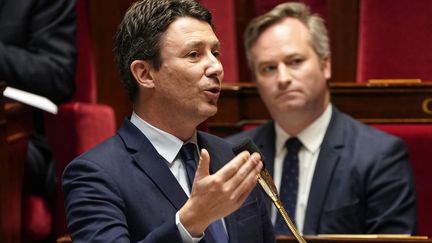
327, 0, 359, 82
234, 0, 255, 82
208, 82, 432, 137
56, 234, 431, 243
278, 235, 431, 242
331, 83, 432, 122
90, 0, 131, 127
0, 82, 33, 243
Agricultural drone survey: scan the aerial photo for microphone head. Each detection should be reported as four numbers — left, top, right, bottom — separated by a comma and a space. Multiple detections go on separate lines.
231, 137, 265, 167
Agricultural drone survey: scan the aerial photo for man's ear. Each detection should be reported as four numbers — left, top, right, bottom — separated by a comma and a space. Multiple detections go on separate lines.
322, 56, 332, 80
130, 60, 155, 88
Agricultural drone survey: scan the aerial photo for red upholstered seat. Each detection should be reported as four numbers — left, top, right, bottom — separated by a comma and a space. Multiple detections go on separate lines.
47, 0, 117, 237
357, 0, 432, 82
22, 196, 52, 242
372, 124, 432, 237
23, 0, 116, 241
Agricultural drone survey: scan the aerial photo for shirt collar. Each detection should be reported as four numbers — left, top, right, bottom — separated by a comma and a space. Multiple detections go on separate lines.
130, 112, 198, 164
275, 104, 332, 154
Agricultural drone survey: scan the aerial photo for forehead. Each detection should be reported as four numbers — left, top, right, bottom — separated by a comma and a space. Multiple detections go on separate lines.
252, 17, 312, 55
251, 17, 313, 63
161, 17, 219, 49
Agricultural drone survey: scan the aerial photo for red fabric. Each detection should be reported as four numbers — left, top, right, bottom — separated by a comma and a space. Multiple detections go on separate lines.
200, 0, 238, 82
40, 0, 116, 237
22, 196, 52, 242
46, 103, 116, 174
23, 0, 101, 240
72, 0, 96, 102
45, 103, 116, 236
357, 0, 432, 82
242, 124, 258, 131
372, 124, 432, 236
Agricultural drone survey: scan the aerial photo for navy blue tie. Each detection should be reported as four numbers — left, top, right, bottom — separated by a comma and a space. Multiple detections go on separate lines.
274, 137, 302, 235
180, 143, 229, 243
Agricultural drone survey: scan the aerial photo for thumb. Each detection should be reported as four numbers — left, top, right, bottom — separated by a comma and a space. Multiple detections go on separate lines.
194, 148, 210, 181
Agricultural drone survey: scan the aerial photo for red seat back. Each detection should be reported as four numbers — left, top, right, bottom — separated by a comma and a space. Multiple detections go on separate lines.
44, 0, 116, 237
372, 124, 432, 236
357, 0, 432, 82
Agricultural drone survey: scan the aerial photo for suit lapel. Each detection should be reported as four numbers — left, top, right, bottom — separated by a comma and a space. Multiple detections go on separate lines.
303, 107, 345, 234
132, 147, 189, 210
254, 121, 277, 176
118, 119, 189, 210
120, 120, 234, 243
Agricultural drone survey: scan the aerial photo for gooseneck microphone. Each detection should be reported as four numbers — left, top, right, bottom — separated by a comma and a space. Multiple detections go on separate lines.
232, 138, 306, 243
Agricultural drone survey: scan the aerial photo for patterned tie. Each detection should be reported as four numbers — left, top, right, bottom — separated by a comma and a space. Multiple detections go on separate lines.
274, 137, 302, 235
180, 143, 229, 243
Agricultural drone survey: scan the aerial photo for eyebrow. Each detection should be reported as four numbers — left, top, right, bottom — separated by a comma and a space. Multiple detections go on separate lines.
256, 53, 302, 66
183, 40, 221, 49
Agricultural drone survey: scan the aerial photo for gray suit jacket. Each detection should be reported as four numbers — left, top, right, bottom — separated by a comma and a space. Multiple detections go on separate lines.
227, 107, 416, 235
63, 118, 275, 242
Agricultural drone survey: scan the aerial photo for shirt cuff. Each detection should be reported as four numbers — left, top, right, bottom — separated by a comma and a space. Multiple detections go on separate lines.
176, 211, 204, 243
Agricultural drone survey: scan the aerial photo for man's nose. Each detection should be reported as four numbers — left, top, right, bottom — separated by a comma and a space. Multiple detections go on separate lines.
205, 53, 224, 78
277, 64, 292, 89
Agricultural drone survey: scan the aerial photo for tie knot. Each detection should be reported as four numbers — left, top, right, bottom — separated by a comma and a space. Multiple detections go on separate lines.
285, 137, 302, 154
180, 143, 197, 163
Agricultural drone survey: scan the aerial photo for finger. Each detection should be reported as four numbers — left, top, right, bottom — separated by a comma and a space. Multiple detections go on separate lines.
215, 151, 251, 181
230, 156, 263, 201
194, 148, 210, 181
225, 152, 261, 189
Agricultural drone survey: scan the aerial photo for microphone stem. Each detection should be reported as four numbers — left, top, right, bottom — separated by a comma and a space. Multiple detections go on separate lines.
274, 198, 306, 243
257, 173, 306, 243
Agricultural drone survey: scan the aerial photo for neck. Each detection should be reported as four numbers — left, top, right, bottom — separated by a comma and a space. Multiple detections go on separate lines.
133, 103, 202, 142
274, 103, 329, 136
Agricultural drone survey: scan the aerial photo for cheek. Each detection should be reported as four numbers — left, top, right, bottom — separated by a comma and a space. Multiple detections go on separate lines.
257, 80, 278, 103
304, 72, 328, 97
256, 80, 273, 96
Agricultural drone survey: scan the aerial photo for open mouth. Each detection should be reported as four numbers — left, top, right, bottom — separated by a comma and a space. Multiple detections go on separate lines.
203, 86, 221, 99
207, 87, 221, 94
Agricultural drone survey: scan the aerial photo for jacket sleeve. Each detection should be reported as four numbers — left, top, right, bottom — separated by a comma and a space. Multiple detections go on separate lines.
0, 0, 76, 104
365, 138, 416, 234
62, 157, 183, 243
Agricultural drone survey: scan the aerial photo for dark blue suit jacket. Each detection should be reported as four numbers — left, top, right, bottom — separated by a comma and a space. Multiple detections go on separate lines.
63, 118, 275, 243
227, 107, 416, 235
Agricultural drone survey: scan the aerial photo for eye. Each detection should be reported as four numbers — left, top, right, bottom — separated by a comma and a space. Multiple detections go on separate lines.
261, 65, 277, 74
289, 58, 304, 66
187, 51, 200, 59
212, 50, 221, 59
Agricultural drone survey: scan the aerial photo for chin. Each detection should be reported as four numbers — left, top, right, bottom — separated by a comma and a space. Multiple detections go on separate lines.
277, 102, 306, 113
198, 105, 218, 118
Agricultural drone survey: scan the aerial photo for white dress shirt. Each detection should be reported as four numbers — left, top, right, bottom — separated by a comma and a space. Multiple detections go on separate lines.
130, 112, 202, 243
272, 104, 332, 234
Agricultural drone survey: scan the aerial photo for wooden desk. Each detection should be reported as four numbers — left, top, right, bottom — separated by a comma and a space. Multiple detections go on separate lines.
278, 235, 431, 242
0, 82, 33, 243
56, 234, 431, 243
208, 82, 432, 137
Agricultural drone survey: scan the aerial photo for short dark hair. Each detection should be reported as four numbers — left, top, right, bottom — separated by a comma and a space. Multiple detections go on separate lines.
114, 0, 213, 101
